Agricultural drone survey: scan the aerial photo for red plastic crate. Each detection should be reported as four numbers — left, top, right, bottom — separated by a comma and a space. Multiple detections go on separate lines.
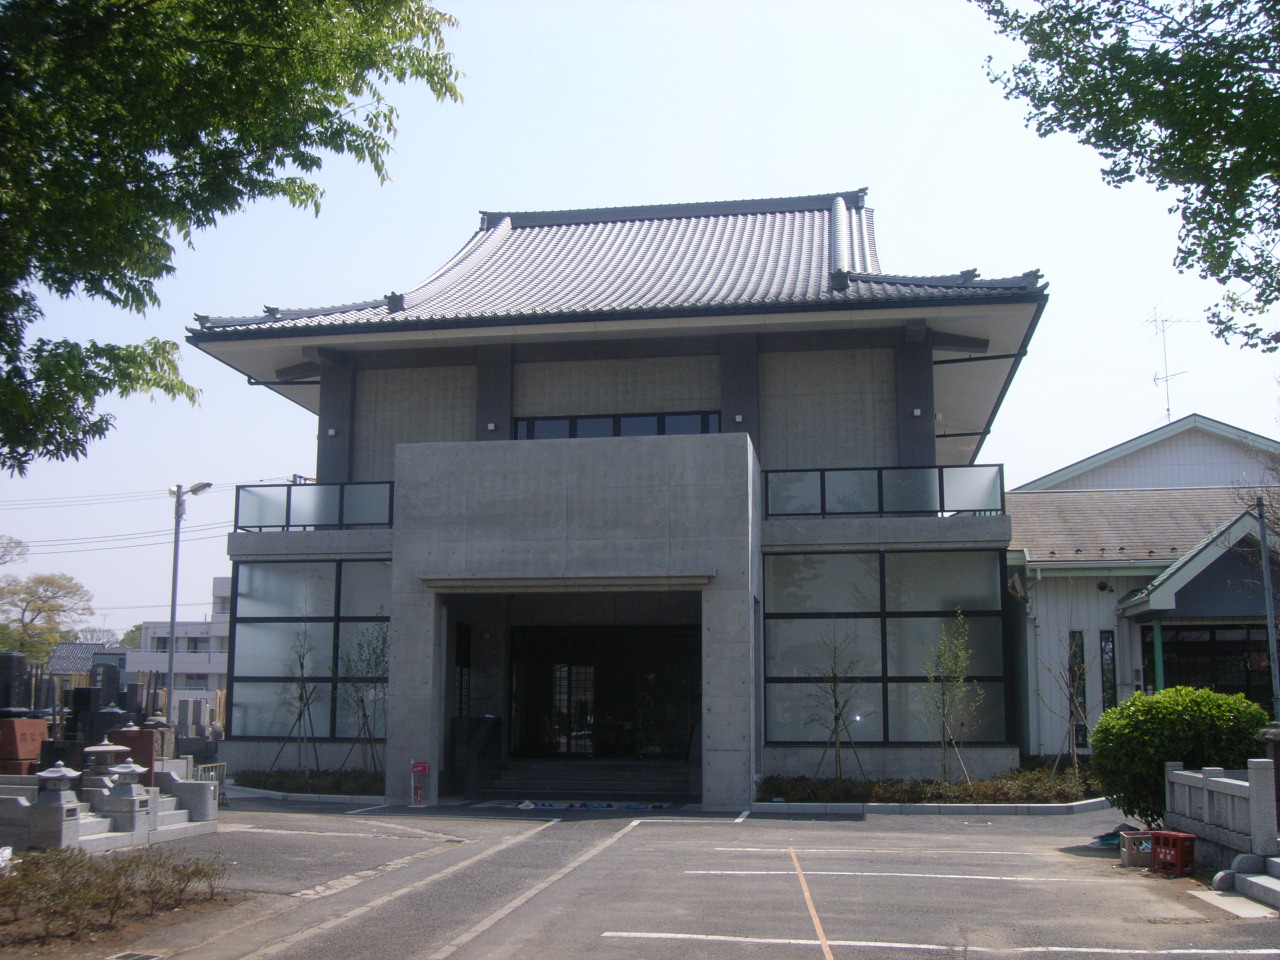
1150, 830, 1195, 875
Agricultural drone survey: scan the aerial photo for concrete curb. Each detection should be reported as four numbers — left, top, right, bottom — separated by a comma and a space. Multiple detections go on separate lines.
226, 784, 385, 806
750, 796, 1112, 816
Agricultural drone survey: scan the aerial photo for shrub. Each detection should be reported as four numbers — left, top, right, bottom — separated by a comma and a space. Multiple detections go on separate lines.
1090, 686, 1268, 826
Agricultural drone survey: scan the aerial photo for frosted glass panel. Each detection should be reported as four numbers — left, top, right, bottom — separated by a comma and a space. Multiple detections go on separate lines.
942, 466, 1002, 512
233, 622, 333, 677
766, 682, 883, 741
886, 682, 1005, 743
236, 562, 336, 618
289, 485, 341, 527
335, 682, 387, 739
338, 622, 390, 677
765, 554, 880, 613
766, 618, 881, 677
231, 681, 332, 738
882, 468, 940, 513
768, 472, 821, 514
883, 552, 1001, 611
342, 484, 392, 525
825, 470, 879, 513
236, 486, 288, 529
885, 616, 1004, 675
339, 561, 392, 617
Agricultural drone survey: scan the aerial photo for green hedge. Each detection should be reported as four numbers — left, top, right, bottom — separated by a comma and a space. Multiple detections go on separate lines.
1090, 686, 1268, 826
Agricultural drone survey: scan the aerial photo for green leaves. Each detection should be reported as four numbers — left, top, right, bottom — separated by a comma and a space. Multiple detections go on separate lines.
1090, 685, 1268, 825
0, 0, 462, 471
973, 1, 1280, 350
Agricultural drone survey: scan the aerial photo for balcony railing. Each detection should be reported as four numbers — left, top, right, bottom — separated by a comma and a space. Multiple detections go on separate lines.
234, 482, 393, 532
764, 464, 1004, 518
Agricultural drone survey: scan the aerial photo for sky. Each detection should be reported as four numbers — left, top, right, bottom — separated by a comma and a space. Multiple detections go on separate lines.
2, 0, 1277, 636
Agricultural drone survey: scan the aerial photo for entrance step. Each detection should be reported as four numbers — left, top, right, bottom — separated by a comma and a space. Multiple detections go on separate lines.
1235, 858, 1280, 911
479, 759, 694, 803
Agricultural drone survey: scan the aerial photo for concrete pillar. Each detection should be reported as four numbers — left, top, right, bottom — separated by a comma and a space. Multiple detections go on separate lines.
386, 590, 447, 805
1246, 758, 1278, 856
475, 345, 514, 440
317, 362, 357, 482
894, 339, 935, 467
720, 335, 759, 450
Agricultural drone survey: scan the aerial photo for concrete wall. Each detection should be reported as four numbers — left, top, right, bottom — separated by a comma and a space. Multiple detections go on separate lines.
385, 433, 760, 809
513, 356, 720, 417
758, 349, 896, 470
352, 366, 477, 481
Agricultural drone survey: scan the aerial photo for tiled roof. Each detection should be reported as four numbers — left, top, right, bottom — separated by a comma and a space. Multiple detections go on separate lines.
1006, 487, 1256, 565
46, 642, 106, 675
194, 191, 1045, 334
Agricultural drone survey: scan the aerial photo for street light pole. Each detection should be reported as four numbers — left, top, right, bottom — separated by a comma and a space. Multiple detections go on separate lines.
166, 482, 212, 724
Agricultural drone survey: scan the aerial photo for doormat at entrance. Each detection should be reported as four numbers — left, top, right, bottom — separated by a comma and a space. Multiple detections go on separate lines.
473, 799, 680, 810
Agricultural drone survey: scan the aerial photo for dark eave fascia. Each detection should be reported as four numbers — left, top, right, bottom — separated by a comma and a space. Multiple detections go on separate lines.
187, 289, 1048, 347
964, 290, 1049, 465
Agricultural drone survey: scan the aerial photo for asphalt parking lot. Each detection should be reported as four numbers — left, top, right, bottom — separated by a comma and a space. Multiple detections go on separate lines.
121, 797, 1278, 960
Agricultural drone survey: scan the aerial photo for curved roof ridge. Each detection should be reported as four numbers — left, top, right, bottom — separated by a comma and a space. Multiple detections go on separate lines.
480, 189, 869, 229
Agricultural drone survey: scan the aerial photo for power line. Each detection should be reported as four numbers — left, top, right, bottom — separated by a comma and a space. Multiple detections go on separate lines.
0, 477, 297, 510
22, 531, 233, 557
19, 521, 231, 547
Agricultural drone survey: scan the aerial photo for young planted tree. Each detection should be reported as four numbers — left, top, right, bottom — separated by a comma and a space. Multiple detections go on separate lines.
339, 620, 389, 774
804, 633, 868, 781
923, 609, 985, 783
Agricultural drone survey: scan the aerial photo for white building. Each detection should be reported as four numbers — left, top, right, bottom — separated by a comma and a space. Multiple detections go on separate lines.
1007, 414, 1280, 758
130, 577, 230, 721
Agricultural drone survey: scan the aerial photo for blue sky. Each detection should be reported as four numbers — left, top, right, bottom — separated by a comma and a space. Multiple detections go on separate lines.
3, 0, 1276, 634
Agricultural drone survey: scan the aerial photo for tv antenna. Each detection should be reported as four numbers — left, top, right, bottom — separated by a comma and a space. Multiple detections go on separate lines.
1147, 307, 1188, 424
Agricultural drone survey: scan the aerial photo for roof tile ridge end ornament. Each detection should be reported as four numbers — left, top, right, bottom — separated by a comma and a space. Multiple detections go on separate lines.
829, 195, 853, 291
404, 216, 516, 313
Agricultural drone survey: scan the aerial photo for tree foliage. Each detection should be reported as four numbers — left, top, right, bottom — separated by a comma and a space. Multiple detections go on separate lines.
0, 571, 93, 662
1090, 685, 1267, 825
972, 0, 1280, 350
0, 0, 462, 473
0, 536, 27, 566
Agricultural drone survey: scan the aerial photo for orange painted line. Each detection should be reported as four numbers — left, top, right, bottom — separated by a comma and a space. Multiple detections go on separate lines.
789, 846, 836, 960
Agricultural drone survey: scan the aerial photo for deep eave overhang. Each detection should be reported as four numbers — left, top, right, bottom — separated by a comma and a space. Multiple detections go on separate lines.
188, 289, 1047, 347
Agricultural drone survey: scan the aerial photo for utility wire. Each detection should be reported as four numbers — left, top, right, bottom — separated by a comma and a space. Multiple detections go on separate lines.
22, 531, 233, 557
0, 476, 296, 510
20, 521, 231, 547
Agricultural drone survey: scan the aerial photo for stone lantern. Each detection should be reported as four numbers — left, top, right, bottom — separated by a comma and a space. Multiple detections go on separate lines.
81, 737, 129, 792
34, 761, 79, 806
99, 758, 151, 834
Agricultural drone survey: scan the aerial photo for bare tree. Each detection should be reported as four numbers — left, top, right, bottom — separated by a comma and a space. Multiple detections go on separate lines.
0, 536, 26, 567
804, 631, 868, 781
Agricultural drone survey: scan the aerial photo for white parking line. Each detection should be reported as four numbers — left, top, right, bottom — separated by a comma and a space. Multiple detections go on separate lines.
715, 847, 1038, 855
602, 931, 1280, 955
688, 869, 1090, 882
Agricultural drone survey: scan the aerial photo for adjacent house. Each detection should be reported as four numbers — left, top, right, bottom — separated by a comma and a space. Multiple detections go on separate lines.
189, 190, 1048, 808
1006, 414, 1280, 758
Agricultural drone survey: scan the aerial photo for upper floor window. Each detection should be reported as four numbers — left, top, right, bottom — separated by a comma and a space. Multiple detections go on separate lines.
515, 411, 720, 440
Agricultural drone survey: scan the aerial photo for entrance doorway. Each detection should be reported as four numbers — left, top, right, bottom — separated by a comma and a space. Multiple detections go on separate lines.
509, 626, 699, 759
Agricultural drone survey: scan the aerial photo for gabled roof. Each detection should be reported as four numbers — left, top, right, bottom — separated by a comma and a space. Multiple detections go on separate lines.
1014, 414, 1280, 492
1006, 487, 1251, 566
1117, 508, 1278, 615
193, 191, 1044, 335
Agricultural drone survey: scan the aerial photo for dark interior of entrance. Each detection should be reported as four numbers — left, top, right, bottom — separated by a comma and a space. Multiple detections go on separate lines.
509, 626, 700, 760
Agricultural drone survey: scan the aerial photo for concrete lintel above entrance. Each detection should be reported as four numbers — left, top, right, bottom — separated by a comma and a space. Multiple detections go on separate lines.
420, 573, 715, 593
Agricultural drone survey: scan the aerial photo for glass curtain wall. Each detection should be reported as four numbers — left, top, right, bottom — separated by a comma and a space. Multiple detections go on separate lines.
229, 559, 391, 740
764, 550, 1008, 744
